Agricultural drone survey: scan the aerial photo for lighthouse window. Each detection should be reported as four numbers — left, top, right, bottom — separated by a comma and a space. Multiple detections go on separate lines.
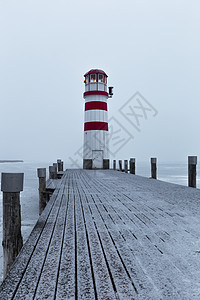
98, 74, 104, 83
86, 75, 89, 84
90, 74, 96, 82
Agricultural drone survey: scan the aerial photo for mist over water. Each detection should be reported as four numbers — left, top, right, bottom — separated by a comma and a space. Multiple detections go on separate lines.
0, 160, 199, 282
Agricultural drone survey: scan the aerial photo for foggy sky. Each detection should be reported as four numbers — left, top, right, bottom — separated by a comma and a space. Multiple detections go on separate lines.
0, 0, 200, 164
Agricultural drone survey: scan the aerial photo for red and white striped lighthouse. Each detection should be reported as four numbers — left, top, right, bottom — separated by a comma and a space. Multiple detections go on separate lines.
83, 69, 113, 169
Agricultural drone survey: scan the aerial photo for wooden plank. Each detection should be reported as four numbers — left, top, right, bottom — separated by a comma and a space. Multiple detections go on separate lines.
0, 186, 60, 299
33, 180, 68, 299
1, 169, 200, 299
85, 193, 138, 299
75, 189, 96, 298
55, 180, 76, 299
78, 170, 200, 298
13, 183, 65, 299
46, 179, 61, 190
78, 188, 118, 299
77, 171, 136, 298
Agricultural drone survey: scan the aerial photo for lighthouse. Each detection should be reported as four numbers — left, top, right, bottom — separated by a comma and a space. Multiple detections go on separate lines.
83, 69, 113, 169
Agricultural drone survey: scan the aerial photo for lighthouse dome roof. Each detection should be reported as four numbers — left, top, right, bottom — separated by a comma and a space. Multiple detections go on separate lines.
84, 69, 108, 77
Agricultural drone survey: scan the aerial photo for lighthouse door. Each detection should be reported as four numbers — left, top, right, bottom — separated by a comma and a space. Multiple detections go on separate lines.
92, 150, 103, 169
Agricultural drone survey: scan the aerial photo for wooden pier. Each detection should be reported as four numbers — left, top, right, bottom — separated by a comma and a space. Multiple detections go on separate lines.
1, 169, 200, 299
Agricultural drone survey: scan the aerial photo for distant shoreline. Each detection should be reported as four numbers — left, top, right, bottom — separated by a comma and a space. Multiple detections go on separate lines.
0, 160, 24, 163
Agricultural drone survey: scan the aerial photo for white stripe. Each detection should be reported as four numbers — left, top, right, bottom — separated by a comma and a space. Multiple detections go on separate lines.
84, 110, 108, 123
83, 130, 109, 159
84, 94, 108, 102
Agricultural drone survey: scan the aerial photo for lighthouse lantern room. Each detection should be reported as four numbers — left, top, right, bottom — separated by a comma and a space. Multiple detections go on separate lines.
83, 69, 112, 169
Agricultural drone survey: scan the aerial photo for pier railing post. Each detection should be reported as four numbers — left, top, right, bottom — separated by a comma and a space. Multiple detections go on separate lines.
57, 159, 62, 172
119, 160, 122, 171
53, 163, 58, 178
37, 168, 46, 215
124, 160, 128, 173
49, 166, 56, 179
113, 160, 116, 170
1, 173, 24, 279
151, 158, 157, 179
188, 156, 197, 188
130, 158, 135, 174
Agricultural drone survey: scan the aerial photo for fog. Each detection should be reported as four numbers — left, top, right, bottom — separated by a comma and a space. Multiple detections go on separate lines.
0, 0, 199, 165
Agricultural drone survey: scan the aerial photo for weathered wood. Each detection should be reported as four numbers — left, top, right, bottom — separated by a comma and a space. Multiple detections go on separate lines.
46, 178, 61, 190
33, 184, 68, 299
129, 158, 135, 174
124, 160, 128, 173
13, 183, 66, 299
53, 163, 58, 178
57, 159, 62, 172
1, 173, 24, 279
151, 157, 157, 179
113, 160, 116, 170
37, 168, 46, 215
57, 171, 64, 179
49, 165, 56, 179
1, 170, 200, 299
0, 187, 60, 299
103, 159, 109, 169
119, 160, 122, 171
188, 156, 197, 188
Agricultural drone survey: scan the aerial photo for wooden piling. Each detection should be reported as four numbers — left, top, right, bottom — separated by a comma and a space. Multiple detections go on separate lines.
113, 160, 116, 170
57, 159, 62, 172
124, 160, 128, 173
130, 158, 135, 174
151, 158, 157, 179
188, 156, 197, 188
1, 173, 24, 278
119, 160, 122, 171
37, 168, 46, 215
49, 166, 56, 179
53, 163, 58, 178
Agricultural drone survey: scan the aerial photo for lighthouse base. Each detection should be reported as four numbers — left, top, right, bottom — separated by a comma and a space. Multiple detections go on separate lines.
83, 159, 110, 170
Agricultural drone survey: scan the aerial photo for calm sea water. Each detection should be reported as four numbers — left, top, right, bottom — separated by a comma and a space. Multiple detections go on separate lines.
0, 160, 199, 282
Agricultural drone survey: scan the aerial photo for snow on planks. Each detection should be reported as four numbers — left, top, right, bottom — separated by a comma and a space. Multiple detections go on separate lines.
1, 170, 200, 299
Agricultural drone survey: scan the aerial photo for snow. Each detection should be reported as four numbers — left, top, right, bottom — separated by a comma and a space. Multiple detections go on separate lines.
1, 169, 200, 299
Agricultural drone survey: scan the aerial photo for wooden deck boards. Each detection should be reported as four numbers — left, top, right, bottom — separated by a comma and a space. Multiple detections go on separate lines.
1, 169, 200, 299
46, 178, 62, 190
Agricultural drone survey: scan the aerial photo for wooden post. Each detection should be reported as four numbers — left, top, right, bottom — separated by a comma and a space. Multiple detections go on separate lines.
1, 173, 24, 279
49, 166, 56, 179
103, 159, 109, 169
53, 163, 58, 178
124, 160, 128, 173
130, 158, 135, 174
188, 156, 197, 188
119, 160, 122, 171
37, 168, 46, 215
57, 159, 62, 172
151, 158, 157, 179
113, 160, 116, 170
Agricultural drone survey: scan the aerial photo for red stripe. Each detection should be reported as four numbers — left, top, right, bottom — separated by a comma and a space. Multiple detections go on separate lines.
83, 91, 109, 97
84, 122, 108, 131
85, 101, 107, 111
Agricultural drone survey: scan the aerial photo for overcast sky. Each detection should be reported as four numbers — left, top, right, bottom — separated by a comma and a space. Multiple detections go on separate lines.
0, 0, 200, 164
